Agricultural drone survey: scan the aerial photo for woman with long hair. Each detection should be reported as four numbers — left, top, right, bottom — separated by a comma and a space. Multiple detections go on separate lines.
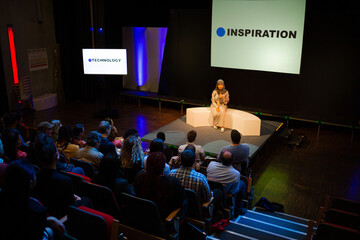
1, 128, 26, 162
211, 79, 230, 133
119, 134, 144, 183
56, 125, 79, 159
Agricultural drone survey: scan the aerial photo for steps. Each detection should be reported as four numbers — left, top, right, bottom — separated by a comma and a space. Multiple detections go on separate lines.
211, 207, 314, 240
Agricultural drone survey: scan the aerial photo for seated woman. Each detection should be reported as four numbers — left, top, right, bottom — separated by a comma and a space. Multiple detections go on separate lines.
73, 123, 86, 148
0, 159, 65, 239
119, 135, 144, 184
1, 128, 27, 162
51, 119, 62, 141
134, 152, 187, 220
57, 125, 79, 159
211, 79, 230, 133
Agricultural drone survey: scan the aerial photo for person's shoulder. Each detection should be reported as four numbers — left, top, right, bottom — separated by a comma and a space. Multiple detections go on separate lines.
240, 143, 250, 149
52, 170, 72, 183
28, 197, 47, 214
207, 160, 217, 167
178, 144, 186, 150
169, 168, 179, 174
195, 144, 204, 150
134, 171, 146, 182
192, 169, 206, 179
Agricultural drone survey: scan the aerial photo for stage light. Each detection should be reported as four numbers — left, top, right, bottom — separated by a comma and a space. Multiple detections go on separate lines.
99, 27, 103, 33
157, 28, 167, 80
134, 27, 147, 87
90, 27, 94, 31
7, 25, 19, 84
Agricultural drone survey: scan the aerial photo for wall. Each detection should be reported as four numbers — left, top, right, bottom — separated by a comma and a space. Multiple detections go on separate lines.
0, 0, 56, 110
159, 3, 360, 125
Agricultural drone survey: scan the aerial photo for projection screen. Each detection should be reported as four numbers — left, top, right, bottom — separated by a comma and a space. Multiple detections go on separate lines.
211, 0, 306, 74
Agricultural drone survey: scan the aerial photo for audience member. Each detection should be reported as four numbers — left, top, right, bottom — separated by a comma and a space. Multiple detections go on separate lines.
178, 130, 205, 166
105, 118, 123, 149
0, 159, 65, 240
57, 125, 79, 159
156, 132, 173, 163
32, 134, 80, 218
0, 137, 4, 156
98, 121, 117, 156
51, 119, 62, 141
169, 149, 211, 204
219, 130, 249, 174
169, 144, 200, 171
94, 153, 134, 197
134, 152, 187, 219
143, 138, 171, 176
119, 134, 144, 184
208, 150, 246, 216
0, 161, 7, 187
73, 123, 86, 148
1, 128, 27, 162
123, 128, 138, 140
37, 121, 55, 137
77, 131, 103, 169
2, 112, 29, 148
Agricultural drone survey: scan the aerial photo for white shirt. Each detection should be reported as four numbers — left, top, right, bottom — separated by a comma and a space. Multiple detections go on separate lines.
178, 142, 204, 161
207, 161, 240, 195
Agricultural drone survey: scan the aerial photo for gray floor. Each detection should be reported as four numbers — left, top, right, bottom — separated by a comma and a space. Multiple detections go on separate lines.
142, 116, 282, 158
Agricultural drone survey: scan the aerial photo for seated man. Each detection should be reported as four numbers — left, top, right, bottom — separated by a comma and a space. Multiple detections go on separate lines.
98, 121, 117, 157
32, 134, 80, 219
208, 150, 246, 216
219, 130, 249, 175
156, 132, 173, 163
169, 149, 211, 204
77, 131, 104, 169
178, 130, 205, 166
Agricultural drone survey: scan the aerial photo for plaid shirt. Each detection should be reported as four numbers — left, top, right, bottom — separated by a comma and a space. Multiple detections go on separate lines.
169, 167, 211, 204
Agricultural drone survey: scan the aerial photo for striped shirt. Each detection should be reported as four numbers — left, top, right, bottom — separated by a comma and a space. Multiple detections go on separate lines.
169, 167, 211, 204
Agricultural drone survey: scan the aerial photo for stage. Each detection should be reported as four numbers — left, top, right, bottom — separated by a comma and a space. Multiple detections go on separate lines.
142, 116, 283, 159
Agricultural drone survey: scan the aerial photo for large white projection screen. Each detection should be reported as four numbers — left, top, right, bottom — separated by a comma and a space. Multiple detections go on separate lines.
82, 49, 127, 75
211, 0, 306, 74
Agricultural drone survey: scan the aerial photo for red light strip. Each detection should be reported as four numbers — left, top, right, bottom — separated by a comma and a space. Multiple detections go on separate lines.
7, 26, 19, 84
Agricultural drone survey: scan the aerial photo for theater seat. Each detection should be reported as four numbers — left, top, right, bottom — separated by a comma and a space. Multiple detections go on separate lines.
70, 158, 95, 179
117, 192, 180, 239
314, 222, 360, 240
184, 189, 214, 234
76, 181, 119, 218
66, 205, 118, 240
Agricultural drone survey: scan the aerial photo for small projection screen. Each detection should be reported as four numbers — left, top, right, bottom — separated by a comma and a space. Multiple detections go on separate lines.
211, 0, 306, 74
82, 49, 127, 75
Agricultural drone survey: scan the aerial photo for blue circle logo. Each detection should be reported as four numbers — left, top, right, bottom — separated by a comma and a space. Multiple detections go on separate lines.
216, 27, 225, 37
88, 59, 92, 62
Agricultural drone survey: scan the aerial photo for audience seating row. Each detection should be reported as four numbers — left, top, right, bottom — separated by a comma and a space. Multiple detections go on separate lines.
313, 196, 360, 240
58, 160, 255, 239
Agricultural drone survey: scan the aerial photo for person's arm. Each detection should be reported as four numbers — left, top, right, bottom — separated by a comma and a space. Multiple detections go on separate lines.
223, 91, 229, 105
202, 177, 212, 203
211, 90, 218, 106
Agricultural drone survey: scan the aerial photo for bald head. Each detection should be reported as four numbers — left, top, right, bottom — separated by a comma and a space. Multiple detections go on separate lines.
220, 150, 233, 166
